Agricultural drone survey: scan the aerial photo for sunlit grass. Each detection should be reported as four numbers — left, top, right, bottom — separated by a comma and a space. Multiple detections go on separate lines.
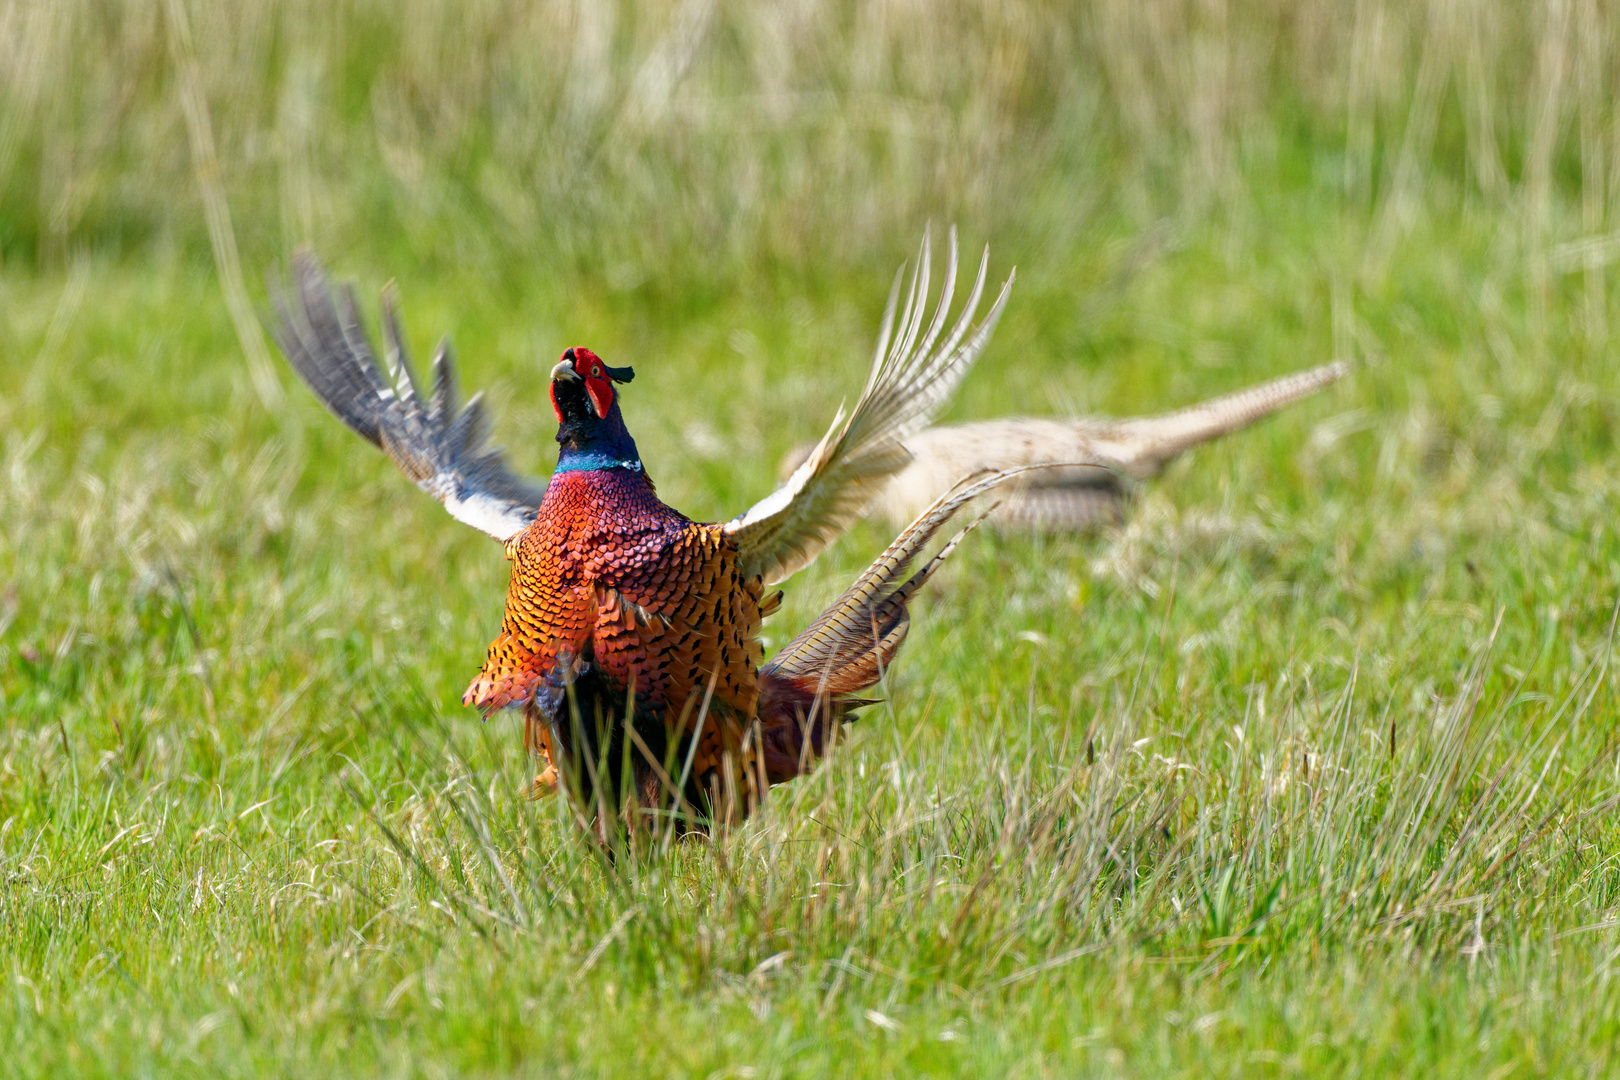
6, 0, 1620, 1075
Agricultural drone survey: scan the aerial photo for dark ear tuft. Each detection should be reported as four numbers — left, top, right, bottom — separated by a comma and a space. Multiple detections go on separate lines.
604, 364, 635, 383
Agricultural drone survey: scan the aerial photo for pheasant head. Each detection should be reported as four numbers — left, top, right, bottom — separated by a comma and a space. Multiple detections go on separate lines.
548, 347, 643, 473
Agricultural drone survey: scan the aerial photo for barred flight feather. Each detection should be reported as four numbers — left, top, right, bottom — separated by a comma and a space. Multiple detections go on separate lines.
726, 228, 1014, 585
271, 251, 546, 542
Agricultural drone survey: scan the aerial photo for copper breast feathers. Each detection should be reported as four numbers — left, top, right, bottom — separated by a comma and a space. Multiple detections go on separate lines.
464, 470, 765, 724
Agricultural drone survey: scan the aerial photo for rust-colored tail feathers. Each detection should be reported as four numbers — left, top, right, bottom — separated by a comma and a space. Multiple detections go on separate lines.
754, 464, 1089, 782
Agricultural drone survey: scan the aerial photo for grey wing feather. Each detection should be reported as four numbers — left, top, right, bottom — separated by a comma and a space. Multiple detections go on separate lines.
726, 228, 1014, 585
270, 250, 547, 542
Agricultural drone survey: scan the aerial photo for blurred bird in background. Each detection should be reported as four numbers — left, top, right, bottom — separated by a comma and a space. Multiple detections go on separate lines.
778, 361, 1347, 532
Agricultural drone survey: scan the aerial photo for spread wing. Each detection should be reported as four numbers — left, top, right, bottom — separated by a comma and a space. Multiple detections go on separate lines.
270, 251, 547, 542
725, 229, 1013, 585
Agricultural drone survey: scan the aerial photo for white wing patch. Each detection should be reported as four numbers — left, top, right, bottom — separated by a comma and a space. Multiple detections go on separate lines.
440, 489, 536, 543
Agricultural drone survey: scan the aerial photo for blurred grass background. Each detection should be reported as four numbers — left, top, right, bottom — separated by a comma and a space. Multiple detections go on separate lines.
6, 0, 1620, 1076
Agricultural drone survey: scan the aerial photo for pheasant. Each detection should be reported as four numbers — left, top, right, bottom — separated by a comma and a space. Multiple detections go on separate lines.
271, 235, 1019, 832
778, 361, 1347, 532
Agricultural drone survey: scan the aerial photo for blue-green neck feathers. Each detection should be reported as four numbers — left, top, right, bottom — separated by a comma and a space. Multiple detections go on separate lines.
554, 398, 643, 475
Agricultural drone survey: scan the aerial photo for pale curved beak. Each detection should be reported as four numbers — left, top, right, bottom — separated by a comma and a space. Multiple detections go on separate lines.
549, 359, 581, 382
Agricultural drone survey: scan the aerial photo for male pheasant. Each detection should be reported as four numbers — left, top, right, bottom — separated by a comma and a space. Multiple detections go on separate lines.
272, 235, 1019, 831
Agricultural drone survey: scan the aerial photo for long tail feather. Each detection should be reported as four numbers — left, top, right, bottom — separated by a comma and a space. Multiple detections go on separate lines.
1106, 359, 1349, 477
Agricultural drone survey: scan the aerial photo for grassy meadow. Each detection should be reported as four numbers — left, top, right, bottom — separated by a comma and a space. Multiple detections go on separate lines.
7, 0, 1620, 1074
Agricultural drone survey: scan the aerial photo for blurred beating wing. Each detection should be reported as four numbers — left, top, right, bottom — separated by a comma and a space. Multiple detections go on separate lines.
725, 229, 1013, 585
270, 250, 547, 543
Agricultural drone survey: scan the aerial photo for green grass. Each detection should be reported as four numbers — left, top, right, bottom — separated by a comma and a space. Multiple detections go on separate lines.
7, 1, 1620, 1075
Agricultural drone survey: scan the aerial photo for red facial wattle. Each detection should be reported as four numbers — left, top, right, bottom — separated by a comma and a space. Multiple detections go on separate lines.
570, 348, 614, 419
584, 375, 613, 420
